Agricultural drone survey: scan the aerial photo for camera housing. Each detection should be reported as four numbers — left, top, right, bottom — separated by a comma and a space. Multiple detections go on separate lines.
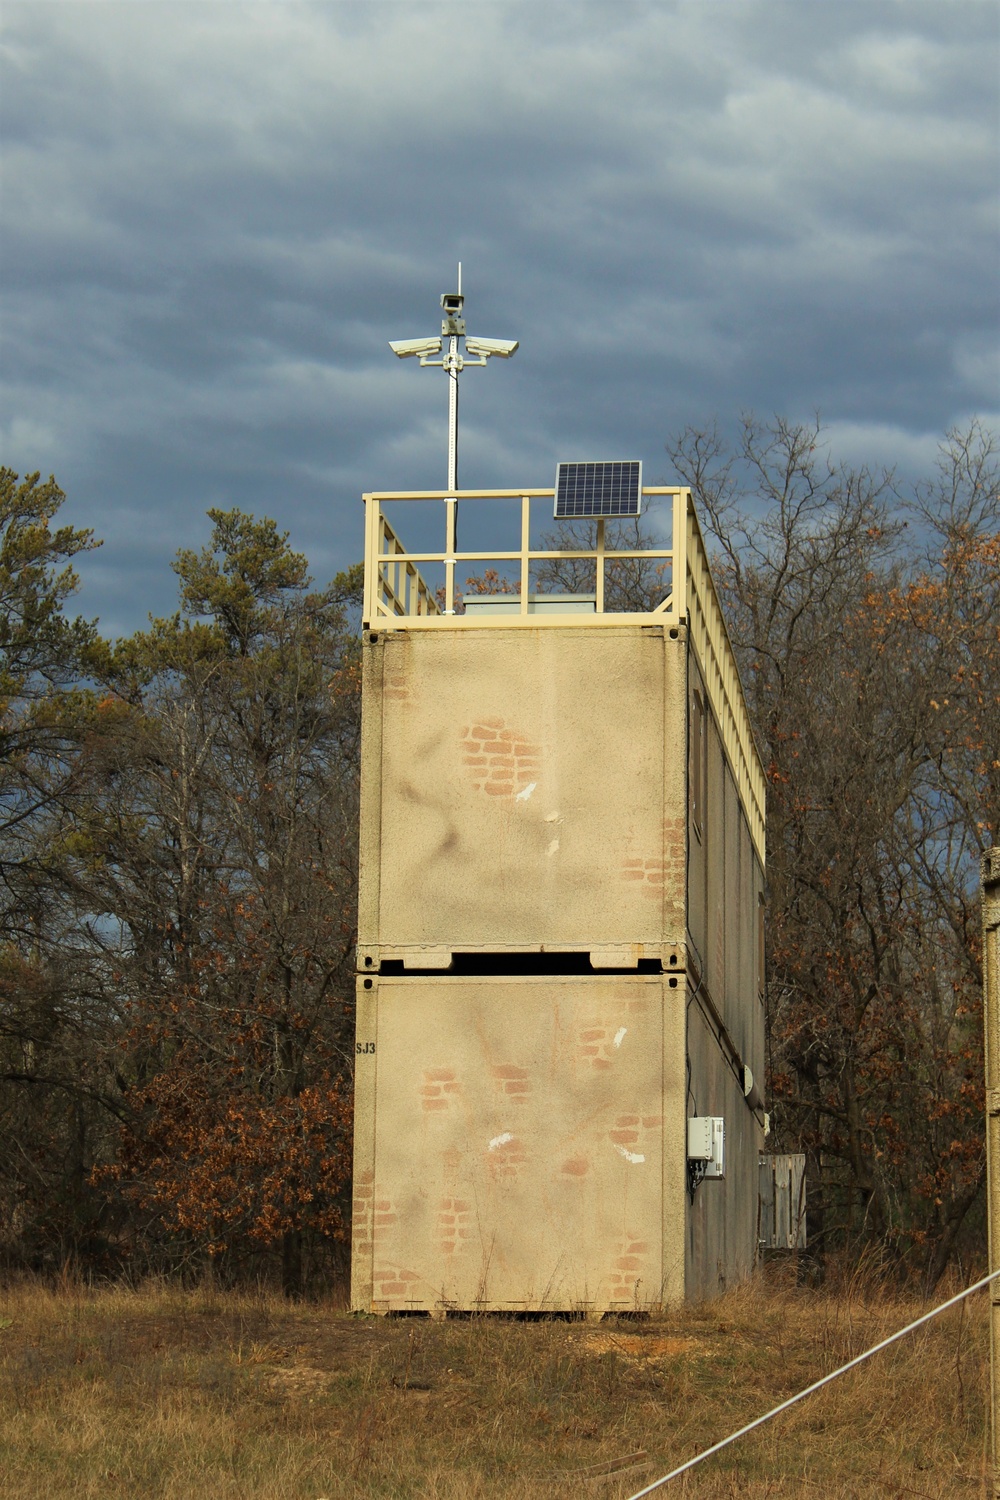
389, 336, 444, 359
440, 291, 466, 337
464, 336, 519, 359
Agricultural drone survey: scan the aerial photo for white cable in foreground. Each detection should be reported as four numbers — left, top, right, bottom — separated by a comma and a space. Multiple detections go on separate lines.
626, 1266, 1000, 1498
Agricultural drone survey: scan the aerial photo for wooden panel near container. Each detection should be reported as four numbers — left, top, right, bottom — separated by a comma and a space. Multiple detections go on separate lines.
758, 1154, 807, 1251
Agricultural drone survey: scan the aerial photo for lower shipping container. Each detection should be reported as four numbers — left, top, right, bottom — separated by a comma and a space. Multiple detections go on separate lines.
352, 971, 758, 1314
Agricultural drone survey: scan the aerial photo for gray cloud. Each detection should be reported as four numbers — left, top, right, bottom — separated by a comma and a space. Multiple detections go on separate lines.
1, 0, 997, 635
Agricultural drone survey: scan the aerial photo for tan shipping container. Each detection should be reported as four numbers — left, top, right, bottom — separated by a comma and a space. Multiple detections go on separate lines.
352, 972, 687, 1314
357, 623, 687, 969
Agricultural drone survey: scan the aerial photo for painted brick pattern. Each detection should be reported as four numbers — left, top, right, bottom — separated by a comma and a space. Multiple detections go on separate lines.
420, 1067, 460, 1113
436, 1197, 473, 1257
373, 1265, 422, 1299
620, 856, 664, 889
606, 1230, 651, 1305
371, 1190, 424, 1301
372, 1196, 398, 1246
620, 816, 686, 901
662, 815, 686, 877
487, 1133, 527, 1181
490, 1063, 531, 1100
576, 1022, 613, 1071
382, 671, 411, 703
609, 1113, 641, 1148
576, 1014, 651, 1071
661, 815, 687, 923
351, 1168, 375, 1256
460, 718, 542, 797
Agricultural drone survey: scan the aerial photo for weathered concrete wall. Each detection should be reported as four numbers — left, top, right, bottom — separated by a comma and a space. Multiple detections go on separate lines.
351, 973, 687, 1314
357, 625, 687, 965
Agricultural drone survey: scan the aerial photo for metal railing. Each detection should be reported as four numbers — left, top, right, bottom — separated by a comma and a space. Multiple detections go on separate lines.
363, 487, 685, 624
369, 509, 441, 618
361, 486, 765, 860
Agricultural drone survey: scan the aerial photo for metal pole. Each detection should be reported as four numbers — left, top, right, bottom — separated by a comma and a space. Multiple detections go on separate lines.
983, 846, 1000, 1500
444, 335, 459, 605
447, 260, 462, 492
447, 335, 459, 492
443, 263, 461, 592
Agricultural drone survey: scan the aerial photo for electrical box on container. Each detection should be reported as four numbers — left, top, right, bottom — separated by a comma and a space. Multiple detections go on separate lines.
687, 1116, 725, 1178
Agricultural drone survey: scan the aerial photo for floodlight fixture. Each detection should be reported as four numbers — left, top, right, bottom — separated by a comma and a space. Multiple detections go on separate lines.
388, 263, 518, 492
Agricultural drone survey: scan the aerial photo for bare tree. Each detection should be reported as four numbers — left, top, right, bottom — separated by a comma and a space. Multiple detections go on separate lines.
669, 415, 996, 1284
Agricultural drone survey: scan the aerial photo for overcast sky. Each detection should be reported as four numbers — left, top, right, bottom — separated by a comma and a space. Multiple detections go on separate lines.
2, 1, 998, 636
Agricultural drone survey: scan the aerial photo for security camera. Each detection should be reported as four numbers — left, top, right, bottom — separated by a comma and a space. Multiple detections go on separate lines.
389, 337, 443, 359
440, 292, 466, 337
464, 336, 519, 359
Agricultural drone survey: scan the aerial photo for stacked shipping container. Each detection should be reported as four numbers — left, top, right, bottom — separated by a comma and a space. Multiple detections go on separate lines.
351, 488, 765, 1312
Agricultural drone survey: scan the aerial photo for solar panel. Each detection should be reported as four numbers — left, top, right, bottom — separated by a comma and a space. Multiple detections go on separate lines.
554, 460, 643, 519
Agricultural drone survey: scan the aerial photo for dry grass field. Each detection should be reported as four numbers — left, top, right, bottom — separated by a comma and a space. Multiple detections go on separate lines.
0, 1265, 988, 1499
